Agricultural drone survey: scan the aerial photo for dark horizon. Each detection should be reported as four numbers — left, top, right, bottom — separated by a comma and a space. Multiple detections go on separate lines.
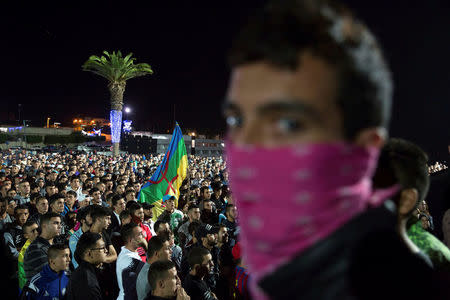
1, 1, 449, 160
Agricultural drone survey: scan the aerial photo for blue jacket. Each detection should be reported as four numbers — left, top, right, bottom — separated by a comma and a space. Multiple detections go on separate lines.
27, 264, 69, 300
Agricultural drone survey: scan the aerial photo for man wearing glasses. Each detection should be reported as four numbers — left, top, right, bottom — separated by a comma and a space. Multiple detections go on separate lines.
67, 232, 109, 300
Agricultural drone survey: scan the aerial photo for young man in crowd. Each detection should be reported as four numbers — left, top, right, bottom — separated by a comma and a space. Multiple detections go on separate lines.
24, 212, 61, 282
129, 202, 152, 243
146, 260, 190, 300
67, 232, 109, 300
373, 138, 450, 270
49, 193, 65, 216
220, 204, 237, 246
200, 199, 218, 225
89, 205, 117, 263
69, 205, 93, 268
44, 183, 57, 198
157, 195, 184, 232
223, 0, 449, 298
63, 190, 78, 216
29, 196, 48, 226
198, 186, 211, 210
116, 223, 149, 300
3, 204, 29, 259
109, 194, 126, 235
15, 180, 31, 205
90, 187, 106, 207
154, 221, 171, 239
183, 247, 217, 300
210, 182, 225, 213
136, 236, 173, 300
178, 204, 201, 249
26, 244, 70, 299
67, 176, 83, 201
18, 220, 40, 290
0, 196, 13, 231
142, 203, 156, 236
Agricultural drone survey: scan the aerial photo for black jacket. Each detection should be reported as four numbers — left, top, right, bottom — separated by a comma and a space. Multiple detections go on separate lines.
66, 260, 103, 300
258, 201, 450, 300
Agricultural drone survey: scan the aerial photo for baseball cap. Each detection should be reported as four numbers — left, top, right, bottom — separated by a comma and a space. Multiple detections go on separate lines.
162, 195, 176, 203
195, 223, 219, 240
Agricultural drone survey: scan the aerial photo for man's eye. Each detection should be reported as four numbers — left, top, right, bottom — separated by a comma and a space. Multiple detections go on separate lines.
225, 115, 242, 128
277, 118, 303, 133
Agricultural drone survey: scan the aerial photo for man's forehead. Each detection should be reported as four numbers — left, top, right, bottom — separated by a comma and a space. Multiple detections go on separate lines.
227, 54, 338, 115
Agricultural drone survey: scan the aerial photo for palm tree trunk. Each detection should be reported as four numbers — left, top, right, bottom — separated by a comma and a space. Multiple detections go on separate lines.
109, 82, 126, 157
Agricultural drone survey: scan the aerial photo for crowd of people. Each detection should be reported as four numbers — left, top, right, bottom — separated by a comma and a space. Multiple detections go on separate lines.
0, 150, 245, 299
3, 0, 450, 299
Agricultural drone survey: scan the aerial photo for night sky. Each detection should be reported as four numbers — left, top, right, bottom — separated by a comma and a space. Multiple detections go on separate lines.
1, 1, 449, 160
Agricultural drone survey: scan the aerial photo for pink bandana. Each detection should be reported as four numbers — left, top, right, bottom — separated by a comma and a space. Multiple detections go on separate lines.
226, 141, 397, 299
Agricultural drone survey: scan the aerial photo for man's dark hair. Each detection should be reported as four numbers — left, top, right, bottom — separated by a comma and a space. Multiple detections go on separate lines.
119, 209, 132, 221
147, 235, 168, 258
45, 183, 56, 188
154, 220, 169, 234
23, 220, 38, 233
225, 204, 235, 215
200, 186, 209, 196
111, 194, 124, 207
66, 190, 77, 197
373, 138, 430, 212
69, 175, 80, 183
30, 192, 41, 202
48, 243, 69, 262
188, 247, 210, 269
211, 181, 223, 191
74, 232, 102, 263
188, 204, 200, 211
35, 196, 48, 205
147, 260, 176, 291
77, 205, 94, 223
49, 193, 65, 206
14, 204, 29, 215
229, 0, 392, 139
90, 205, 111, 223
120, 223, 139, 243
128, 202, 142, 216
89, 187, 100, 196
188, 221, 201, 236
40, 212, 61, 225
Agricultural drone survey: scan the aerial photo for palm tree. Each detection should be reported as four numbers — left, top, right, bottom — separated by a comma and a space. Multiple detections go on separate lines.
82, 50, 153, 156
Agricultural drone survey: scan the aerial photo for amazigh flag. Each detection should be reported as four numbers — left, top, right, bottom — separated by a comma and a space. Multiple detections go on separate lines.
138, 122, 188, 221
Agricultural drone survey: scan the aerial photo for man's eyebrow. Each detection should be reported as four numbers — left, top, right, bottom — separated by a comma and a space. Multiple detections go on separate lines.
256, 100, 321, 120
221, 101, 240, 114
222, 99, 321, 120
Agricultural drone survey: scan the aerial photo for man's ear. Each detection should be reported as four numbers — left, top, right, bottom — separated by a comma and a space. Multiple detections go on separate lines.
158, 278, 165, 289
353, 127, 387, 149
399, 188, 419, 216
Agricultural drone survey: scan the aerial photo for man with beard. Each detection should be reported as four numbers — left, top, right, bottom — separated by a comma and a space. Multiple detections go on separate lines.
69, 205, 94, 268
221, 204, 238, 247
182, 247, 217, 300
178, 204, 201, 249
142, 203, 156, 236
200, 199, 218, 225
210, 182, 225, 214
146, 260, 190, 300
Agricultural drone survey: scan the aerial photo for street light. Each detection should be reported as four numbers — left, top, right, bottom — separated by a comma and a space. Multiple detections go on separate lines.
124, 107, 131, 113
